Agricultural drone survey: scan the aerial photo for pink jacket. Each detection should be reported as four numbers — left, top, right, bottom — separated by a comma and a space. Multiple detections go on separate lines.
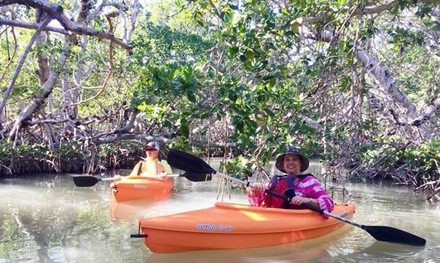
248, 174, 334, 213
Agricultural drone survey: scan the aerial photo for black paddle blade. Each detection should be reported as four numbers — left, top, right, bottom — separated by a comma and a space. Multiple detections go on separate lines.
363, 225, 426, 246
168, 149, 216, 174
73, 176, 100, 187
265, 186, 426, 246
182, 172, 213, 182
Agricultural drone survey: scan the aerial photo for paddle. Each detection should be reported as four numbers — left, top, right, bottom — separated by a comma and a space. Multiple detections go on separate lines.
167, 149, 427, 247
73, 172, 212, 187
73, 176, 116, 187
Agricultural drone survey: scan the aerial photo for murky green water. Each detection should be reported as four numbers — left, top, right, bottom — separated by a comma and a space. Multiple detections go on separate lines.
0, 169, 438, 263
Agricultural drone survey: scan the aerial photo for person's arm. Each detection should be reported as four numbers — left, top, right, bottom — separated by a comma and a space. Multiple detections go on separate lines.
290, 196, 321, 210
114, 161, 143, 180
291, 176, 334, 213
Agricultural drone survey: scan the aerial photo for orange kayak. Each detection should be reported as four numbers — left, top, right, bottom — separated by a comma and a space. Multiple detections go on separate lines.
110, 176, 173, 202
136, 202, 356, 253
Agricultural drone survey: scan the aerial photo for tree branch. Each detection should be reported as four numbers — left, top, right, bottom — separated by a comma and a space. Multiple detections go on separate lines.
0, 0, 133, 52
0, 18, 132, 51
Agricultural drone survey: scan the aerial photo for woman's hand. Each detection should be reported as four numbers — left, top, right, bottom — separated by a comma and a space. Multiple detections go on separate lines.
158, 172, 169, 179
249, 182, 265, 197
290, 196, 314, 206
113, 175, 122, 181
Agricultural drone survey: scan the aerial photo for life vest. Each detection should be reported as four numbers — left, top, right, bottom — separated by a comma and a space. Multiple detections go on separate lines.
264, 174, 313, 209
137, 159, 167, 176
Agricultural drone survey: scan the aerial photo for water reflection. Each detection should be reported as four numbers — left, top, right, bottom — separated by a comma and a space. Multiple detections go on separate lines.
0, 173, 439, 263
147, 225, 352, 263
148, 241, 333, 263
110, 199, 169, 223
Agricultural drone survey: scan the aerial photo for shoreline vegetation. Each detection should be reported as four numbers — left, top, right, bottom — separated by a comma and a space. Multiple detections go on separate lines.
0, 139, 438, 202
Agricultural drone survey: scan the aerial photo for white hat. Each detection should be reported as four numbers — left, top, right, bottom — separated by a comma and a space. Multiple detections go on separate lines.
145, 141, 160, 151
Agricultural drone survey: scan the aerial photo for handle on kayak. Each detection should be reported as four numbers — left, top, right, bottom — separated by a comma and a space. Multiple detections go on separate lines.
130, 234, 148, 238
130, 223, 148, 238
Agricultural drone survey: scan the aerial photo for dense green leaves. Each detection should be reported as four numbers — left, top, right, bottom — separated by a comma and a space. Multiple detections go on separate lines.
0, 0, 438, 191
126, 0, 439, 187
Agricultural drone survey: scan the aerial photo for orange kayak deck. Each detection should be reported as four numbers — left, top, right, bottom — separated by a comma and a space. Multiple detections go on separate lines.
138, 202, 356, 253
110, 176, 173, 202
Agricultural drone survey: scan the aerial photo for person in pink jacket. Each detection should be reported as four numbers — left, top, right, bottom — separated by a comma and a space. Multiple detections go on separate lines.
248, 146, 334, 214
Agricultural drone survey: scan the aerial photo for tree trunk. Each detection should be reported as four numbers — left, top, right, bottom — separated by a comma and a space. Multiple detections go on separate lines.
9, 41, 71, 141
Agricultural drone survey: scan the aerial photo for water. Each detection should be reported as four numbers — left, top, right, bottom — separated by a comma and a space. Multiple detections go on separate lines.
0, 172, 439, 263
